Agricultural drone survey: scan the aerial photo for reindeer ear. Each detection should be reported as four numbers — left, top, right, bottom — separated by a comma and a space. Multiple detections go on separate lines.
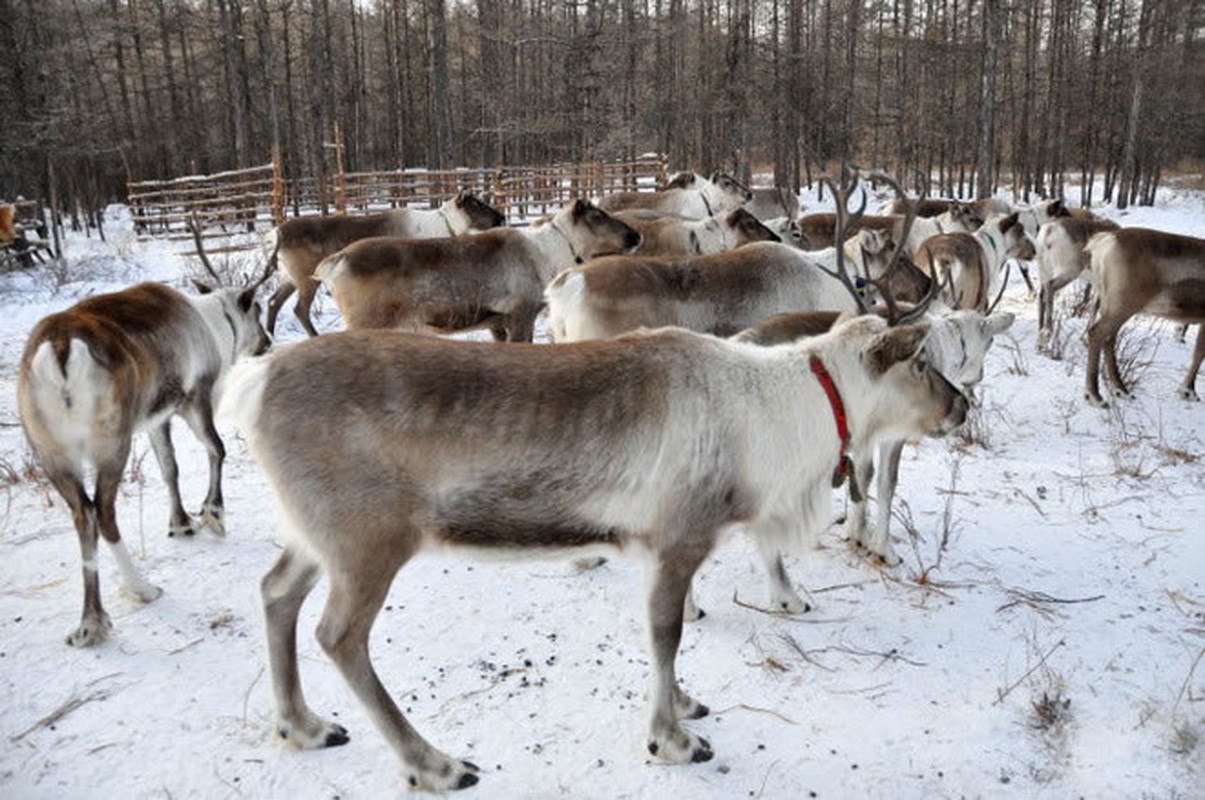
237, 287, 256, 312
192, 279, 215, 295
985, 311, 1016, 336
865, 322, 929, 375
1000, 212, 1021, 233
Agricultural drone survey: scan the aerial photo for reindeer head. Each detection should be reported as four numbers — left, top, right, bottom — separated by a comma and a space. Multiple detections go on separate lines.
562, 199, 642, 258
450, 190, 507, 231
708, 171, 753, 205
998, 212, 1037, 260
949, 201, 985, 231
724, 208, 781, 246
833, 315, 969, 440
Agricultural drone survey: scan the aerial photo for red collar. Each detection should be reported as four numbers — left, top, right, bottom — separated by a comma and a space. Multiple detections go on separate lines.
809, 355, 854, 488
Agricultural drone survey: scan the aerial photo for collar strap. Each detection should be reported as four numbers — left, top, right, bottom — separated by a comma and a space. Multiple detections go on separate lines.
700, 188, 714, 217
979, 229, 999, 258
809, 354, 858, 496
549, 220, 583, 264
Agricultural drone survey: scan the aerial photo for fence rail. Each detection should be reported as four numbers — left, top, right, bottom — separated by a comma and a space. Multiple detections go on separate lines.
128, 153, 669, 255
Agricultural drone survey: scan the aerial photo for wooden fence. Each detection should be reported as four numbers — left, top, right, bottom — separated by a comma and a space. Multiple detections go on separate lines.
128, 153, 669, 255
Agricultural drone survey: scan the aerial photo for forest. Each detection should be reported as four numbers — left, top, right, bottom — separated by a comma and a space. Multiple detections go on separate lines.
1, 0, 1202, 218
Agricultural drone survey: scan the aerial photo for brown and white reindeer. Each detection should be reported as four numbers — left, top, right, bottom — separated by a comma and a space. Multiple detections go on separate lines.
17, 255, 272, 647
912, 213, 1036, 311
613, 207, 780, 257
264, 190, 506, 337
547, 170, 926, 343
1034, 216, 1121, 348
598, 171, 752, 219
1082, 227, 1205, 405
314, 199, 640, 341
221, 312, 968, 791
797, 202, 983, 256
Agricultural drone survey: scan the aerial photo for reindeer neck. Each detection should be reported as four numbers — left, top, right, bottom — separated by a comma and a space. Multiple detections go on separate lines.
976, 228, 1004, 267
193, 293, 239, 368
524, 221, 581, 280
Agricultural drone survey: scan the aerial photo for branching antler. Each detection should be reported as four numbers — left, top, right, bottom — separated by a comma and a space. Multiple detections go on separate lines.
859, 169, 945, 326
813, 162, 871, 316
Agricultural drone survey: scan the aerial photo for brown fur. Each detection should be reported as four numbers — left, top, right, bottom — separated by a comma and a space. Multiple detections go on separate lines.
234, 318, 968, 790
320, 200, 640, 342
18, 282, 270, 647
265, 192, 506, 337
1084, 228, 1205, 404
615, 208, 779, 257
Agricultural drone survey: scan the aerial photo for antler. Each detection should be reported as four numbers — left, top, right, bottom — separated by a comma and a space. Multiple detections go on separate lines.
813, 161, 871, 315
858, 169, 944, 326
249, 236, 279, 294
985, 261, 1011, 315
188, 213, 224, 285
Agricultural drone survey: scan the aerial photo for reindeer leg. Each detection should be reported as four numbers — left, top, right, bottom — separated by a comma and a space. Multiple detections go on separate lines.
1102, 326, 1132, 399
265, 282, 295, 336
682, 578, 705, 622
1178, 324, 1204, 402
868, 441, 904, 567
179, 395, 226, 536
645, 539, 714, 764
315, 559, 479, 791
148, 422, 196, 536
1084, 316, 1111, 407
45, 464, 112, 647
845, 452, 875, 553
757, 543, 809, 614
1037, 282, 1051, 348
95, 457, 161, 604
293, 278, 322, 338
262, 548, 346, 750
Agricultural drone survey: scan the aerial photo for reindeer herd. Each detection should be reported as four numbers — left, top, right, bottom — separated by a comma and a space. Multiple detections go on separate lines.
14, 166, 1204, 792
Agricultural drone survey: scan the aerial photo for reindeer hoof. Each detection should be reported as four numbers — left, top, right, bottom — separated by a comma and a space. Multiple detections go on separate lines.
403, 758, 480, 792
1084, 393, 1108, 408
277, 714, 349, 750
66, 613, 113, 647
121, 580, 163, 604
1178, 388, 1199, 402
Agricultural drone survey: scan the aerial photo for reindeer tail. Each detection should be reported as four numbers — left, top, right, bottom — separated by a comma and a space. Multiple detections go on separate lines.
23, 339, 108, 451
312, 251, 347, 287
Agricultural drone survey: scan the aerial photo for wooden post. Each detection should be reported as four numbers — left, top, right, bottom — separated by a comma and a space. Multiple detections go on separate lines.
332, 122, 347, 214
270, 146, 286, 225
494, 161, 507, 218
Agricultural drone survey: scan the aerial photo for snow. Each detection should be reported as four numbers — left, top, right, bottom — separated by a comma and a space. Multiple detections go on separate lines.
0, 193, 1202, 799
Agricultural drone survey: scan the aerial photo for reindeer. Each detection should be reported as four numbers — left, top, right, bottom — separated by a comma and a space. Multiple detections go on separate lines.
798, 203, 983, 255
315, 199, 639, 341
912, 213, 1036, 311
597, 171, 752, 219
547, 169, 926, 342
879, 196, 1011, 220
613, 207, 780, 257
1035, 216, 1121, 348
1082, 227, 1205, 405
264, 190, 506, 337
710, 307, 1015, 616
221, 313, 968, 791
16, 252, 272, 647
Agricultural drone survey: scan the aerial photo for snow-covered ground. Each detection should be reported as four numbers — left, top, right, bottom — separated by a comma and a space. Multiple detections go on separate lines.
0, 188, 1201, 799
